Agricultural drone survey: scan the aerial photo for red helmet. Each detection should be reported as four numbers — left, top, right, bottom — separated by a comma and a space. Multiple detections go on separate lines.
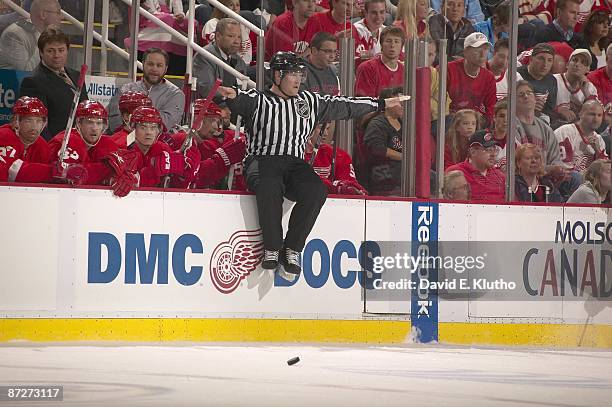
193, 99, 222, 118
119, 91, 152, 114
76, 100, 108, 120
129, 106, 163, 127
13, 96, 48, 117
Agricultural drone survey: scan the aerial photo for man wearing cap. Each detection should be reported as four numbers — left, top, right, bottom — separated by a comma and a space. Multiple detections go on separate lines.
445, 130, 506, 202
587, 44, 612, 107
446, 31, 497, 123
553, 49, 599, 125
517, 43, 558, 123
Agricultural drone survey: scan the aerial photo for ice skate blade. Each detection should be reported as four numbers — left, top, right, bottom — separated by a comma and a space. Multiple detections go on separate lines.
277, 266, 299, 282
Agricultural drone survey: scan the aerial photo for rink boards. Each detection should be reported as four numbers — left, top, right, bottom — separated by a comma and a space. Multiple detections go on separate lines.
0, 184, 610, 348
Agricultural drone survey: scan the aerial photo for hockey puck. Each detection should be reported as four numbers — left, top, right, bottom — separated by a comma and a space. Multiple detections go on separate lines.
287, 357, 300, 366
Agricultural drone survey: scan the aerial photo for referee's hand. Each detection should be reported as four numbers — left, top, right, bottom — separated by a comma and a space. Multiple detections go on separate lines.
218, 86, 237, 100
384, 95, 410, 110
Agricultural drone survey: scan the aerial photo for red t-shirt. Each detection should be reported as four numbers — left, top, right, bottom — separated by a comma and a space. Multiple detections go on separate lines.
447, 59, 497, 122
587, 67, 612, 107
264, 11, 318, 60
309, 11, 357, 38
0, 123, 50, 163
446, 159, 506, 202
355, 55, 405, 97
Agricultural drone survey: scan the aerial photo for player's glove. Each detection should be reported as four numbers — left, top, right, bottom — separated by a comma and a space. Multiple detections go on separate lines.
211, 139, 246, 169
111, 171, 139, 198
104, 149, 142, 177
52, 164, 89, 186
332, 180, 367, 195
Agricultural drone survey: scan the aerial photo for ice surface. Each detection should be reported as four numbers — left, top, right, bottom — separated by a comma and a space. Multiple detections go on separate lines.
0, 343, 610, 406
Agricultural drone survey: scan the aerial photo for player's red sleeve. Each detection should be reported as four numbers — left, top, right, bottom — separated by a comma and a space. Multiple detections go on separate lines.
5, 158, 53, 183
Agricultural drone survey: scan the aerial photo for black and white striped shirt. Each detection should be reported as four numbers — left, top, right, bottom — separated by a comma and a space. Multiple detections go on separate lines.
230, 88, 382, 159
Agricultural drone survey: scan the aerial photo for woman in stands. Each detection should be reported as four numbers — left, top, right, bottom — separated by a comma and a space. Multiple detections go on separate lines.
393, 0, 430, 39
567, 158, 611, 204
582, 10, 610, 70
515, 143, 562, 203
444, 109, 480, 169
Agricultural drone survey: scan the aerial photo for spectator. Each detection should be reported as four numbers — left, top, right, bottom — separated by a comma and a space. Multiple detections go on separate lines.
309, 0, 356, 39
47, 100, 123, 186
108, 48, 184, 133
301, 32, 340, 94
446, 130, 506, 202
444, 108, 479, 169
364, 86, 403, 196
515, 143, 562, 203
518, 0, 553, 26
19, 26, 88, 141
574, 0, 611, 33
473, 0, 509, 59
168, 101, 247, 190
430, 0, 484, 24
0, 96, 50, 164
193, 19, 248, 100
567, 158, 611, 204
517, 43, 558, 122
604, 102, 611, 156
305, 122, 368, 195
110, 92, 153, 147
553, 48, 599, 125
355, 26, 405, 97
587, 43, 612, 107
491, 100, 509, 170
442, 170, 471, 200
141, 0, 185, 21
533, 0, 586, 49
446, 32, 497, 123
582, 10, 610, 70
354, 0, 386, 62
515, 80, 581, 200
428, 40, 450, 121
429, 0, 475, 60
555, 99, 608, 172
264, 0, 317, 59
202, 0, 255, 66
0, 0, 62, 71
487, 39, 523, 100
394, 0, 430, 40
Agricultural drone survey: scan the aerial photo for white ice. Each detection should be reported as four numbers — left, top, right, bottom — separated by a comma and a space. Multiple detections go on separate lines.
0, 343, 610, 406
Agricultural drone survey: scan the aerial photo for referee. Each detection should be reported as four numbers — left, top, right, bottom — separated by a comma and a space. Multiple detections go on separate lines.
219, 52, 405, 275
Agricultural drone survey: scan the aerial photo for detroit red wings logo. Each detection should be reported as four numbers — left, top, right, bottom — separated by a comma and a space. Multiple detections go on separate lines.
210, 229, 264, 294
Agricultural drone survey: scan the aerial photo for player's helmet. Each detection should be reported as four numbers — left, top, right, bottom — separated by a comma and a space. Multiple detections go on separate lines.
193, 100, 222, 118
129, 106, 163, 127
269, 51, 306, 72
119, 91, 152, 114
12, 96, 48, 117
76, 100, 108, 120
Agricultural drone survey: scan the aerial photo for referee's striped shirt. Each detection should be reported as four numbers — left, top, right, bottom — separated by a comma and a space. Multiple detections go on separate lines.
230, 88, 382, 159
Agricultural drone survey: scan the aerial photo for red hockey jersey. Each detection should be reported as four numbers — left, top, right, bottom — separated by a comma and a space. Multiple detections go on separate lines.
0, 124, 50, 163
304, 144, 365, 193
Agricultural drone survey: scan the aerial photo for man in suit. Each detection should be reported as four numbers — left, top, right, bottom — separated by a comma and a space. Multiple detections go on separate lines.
19, 25, 88, 141
192, 18, 247, 100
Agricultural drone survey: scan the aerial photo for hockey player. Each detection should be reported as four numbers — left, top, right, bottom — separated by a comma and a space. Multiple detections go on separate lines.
167, 99, 246, 190
126, 105, 200, 188
304, 122, 367, 195
218, 51, 405, 275
0, 96, 50, 164
555, 99, 609, 172
111, 91, 153, 147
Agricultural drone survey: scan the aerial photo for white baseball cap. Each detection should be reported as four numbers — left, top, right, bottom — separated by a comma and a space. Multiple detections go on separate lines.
569, 48, 592, 67
464, 32, 491, 49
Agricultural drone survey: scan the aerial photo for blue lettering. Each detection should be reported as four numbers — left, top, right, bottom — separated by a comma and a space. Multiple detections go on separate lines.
572, 221, 586, 244
172, 234, 203, 286
87, 232, 121, 283
555, 221, 572, 243
331, 240, 357, 289
303, 239, 330, 288
124, 233, 169, 284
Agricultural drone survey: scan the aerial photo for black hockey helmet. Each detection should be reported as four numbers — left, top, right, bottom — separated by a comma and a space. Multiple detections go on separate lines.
269, 51, 306, 72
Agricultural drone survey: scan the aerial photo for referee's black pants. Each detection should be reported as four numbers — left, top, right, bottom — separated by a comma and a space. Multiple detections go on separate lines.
245, 155, 328, 252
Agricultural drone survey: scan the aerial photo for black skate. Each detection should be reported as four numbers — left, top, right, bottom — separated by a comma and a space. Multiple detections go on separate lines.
262, 249, 279, 270
280, 247, 302, 275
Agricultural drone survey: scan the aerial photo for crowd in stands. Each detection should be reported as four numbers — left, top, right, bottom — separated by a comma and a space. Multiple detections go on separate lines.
0, 0, 610, 204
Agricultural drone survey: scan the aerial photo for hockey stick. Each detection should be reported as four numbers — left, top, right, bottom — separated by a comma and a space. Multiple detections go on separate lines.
309, 122, 328, 166
331, 127, 338, 181
57, 64, 88, 176
227, 81, 248, 190
182, 73, 191, 125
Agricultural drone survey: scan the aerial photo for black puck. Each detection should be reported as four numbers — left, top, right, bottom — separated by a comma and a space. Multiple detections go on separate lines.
287, 357, 300, 366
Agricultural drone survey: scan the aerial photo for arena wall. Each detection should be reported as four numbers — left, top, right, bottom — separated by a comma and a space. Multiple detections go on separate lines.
0, 184, 610, 348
